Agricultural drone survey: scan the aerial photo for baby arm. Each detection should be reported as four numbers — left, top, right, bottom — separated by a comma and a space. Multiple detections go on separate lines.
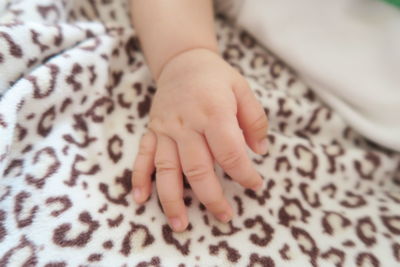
130, 0, 268, 232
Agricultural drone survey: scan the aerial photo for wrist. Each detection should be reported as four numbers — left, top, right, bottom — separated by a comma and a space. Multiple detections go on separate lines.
155, 46, 219, 83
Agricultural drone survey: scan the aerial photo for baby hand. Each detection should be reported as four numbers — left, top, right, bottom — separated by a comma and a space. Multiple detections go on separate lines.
131, 48, 268, 232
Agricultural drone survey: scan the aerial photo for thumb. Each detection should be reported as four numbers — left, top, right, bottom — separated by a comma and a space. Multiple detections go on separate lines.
234, 79, 269, 155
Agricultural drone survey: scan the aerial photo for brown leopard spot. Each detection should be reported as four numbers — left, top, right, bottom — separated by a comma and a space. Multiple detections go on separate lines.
321, 247, 345, 267
356, 252, 380, 267
162, 224, 190, 255
248, 253, 275, 267
37, 105, 56, 137
25, 147, 60, 189
244, 215, 274, 247
278, 197, 311, 227
291, 227, 319, 267
53, 211, 99, 247
0, 236, 37, 266
46, 195, 72, 217
381, 215, 400, 235
209, 240, 241, 263
356, 217, 377, 247
27, 64, 59, 99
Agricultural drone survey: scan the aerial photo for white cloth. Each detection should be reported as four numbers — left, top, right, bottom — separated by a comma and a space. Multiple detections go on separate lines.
217, 0, 400, 151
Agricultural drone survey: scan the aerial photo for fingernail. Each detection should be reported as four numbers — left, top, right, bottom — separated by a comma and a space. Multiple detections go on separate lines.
169, 217, 182, 231
258, 138, 268, 155
133, 188, 142, 202
217, 212, 231, 223
252, 182, 263, 192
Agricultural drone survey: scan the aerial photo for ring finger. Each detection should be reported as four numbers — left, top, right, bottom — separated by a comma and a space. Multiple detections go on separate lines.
155, 133, 188, 232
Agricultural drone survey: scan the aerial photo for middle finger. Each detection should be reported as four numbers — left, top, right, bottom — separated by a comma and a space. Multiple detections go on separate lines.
175, 129, 233, 223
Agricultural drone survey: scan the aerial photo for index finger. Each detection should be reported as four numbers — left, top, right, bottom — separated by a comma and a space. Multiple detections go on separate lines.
205, 114, 264, 191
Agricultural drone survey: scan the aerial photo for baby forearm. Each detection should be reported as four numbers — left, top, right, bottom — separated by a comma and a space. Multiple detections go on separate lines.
130, 0, 218, 80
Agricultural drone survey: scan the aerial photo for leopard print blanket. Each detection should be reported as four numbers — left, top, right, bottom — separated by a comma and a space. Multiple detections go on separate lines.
1, 1, 400, 266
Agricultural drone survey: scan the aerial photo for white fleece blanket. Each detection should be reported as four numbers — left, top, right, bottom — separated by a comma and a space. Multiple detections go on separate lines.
234, 0, 400, 151
0, 1, 400, 266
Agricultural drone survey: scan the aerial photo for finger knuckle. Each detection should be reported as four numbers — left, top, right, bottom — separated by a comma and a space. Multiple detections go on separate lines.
160, 199, 184, 214
132, 168, 145, 180
183, 164, 211, 182
155, 159, 178, 175
249, 113, 268, 133
204, 103, 221, 118
219, 150, 243, 170
205, 101, 234, 120
161, 198, 182, 207
148, 117, 182, 137
138, 141, 153, 156
148, 118, 163, 132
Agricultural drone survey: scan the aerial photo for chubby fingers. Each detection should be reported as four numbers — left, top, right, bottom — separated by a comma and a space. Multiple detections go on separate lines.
154, 133, 188, 232
234, 80, 269, 155
205, 114, 264, 191
131, 130, 157, 204
176, 130, 234, 223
